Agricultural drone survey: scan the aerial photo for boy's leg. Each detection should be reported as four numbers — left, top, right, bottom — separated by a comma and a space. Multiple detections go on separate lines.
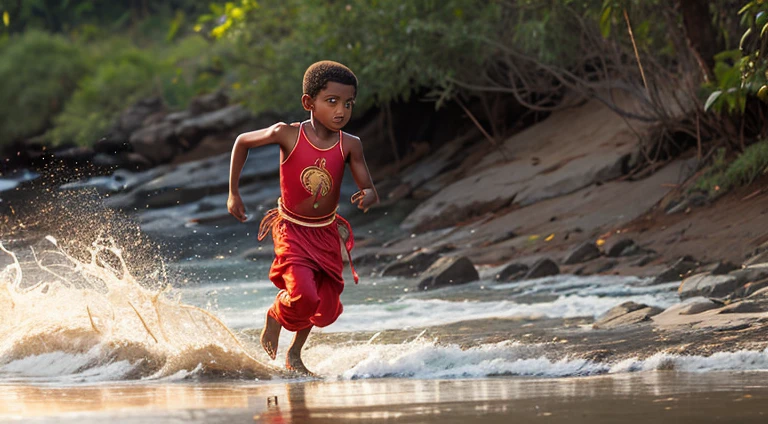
263, 264, 320, 360
286, 325, 313, 375
260, 309, 281, 360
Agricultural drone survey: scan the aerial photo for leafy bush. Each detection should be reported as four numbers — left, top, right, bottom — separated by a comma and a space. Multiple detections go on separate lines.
48, 34, 228, 146
199, 0, 501, 116
695, 141, 768, 195
48, 49, 158, 146
0, 31, 87, 146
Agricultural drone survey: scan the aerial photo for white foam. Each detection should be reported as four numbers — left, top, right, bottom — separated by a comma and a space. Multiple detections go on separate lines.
328, 293, 677, 333
306, 340, 768, 380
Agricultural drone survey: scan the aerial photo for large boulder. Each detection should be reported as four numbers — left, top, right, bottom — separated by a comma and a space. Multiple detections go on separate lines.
678, 273, 742, 299
418, 256, 479, 291
494, 263, 529, 282
524, 258, 560, 279
651, 256, 698, 285
129, 121, 179, 165
605, 238, 641, 257
381, 250, 441, 277
563, 241, 601, 265
593, 301, 662, 329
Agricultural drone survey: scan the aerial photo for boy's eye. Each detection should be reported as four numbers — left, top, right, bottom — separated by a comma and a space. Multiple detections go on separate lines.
327, 98, 337, 104
345, 102, 353, 109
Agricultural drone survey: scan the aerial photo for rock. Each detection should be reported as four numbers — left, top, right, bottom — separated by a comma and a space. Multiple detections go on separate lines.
678, 273, 742, 299
563, 241, 601, 264
573, 257, 617, 275
418, 256, 479, 291
606, 238, 639, 257
189, 91, 229, 116
494, 263, 529, 282
705, 261, 740, 275
728, 267, 768, 284
729, 278, 768, 299
129, 121, 179, 165
651, 256, 698, 284
718, 300, 768, 314
632, 254, 657, 267
116, 97, 166, 135
105, 146, 279, 210
744, 251, 768, 267
524, 258, 559, 280
381, 250, 440, 277
676, 297, 720, 315
175, 104, 252, 144
593, 301, 662, 329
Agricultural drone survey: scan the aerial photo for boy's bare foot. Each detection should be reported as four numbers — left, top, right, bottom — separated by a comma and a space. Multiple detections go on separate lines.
260, 311, 281, 360
286, 348, 315, 376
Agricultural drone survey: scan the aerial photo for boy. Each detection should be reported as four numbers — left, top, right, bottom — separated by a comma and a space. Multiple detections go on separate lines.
227, 61, 379, 375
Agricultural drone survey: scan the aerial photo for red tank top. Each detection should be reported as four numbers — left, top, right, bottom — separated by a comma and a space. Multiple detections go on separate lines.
280, 122, 346, 216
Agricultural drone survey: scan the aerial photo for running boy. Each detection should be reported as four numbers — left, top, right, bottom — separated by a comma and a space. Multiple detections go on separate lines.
227, 61, 379, 374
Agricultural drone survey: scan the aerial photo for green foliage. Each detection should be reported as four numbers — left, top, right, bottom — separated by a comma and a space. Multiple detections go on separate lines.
48, 49, 158, 146
695, 141, 768, 195
199, 0, 501, 116
705, 1, 768, 114
0, 30, 87, 146
48, 34, 228, 146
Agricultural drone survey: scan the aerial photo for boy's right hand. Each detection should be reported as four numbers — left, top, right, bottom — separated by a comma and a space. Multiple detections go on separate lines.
227, 194, 247, 222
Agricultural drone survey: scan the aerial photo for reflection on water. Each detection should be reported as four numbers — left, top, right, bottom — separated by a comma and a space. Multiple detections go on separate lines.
2, 372, 768, 423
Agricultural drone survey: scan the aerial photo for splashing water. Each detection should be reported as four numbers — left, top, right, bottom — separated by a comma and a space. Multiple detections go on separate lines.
0, 237, 281, 384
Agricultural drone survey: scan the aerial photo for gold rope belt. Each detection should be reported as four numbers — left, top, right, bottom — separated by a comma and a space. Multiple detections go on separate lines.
258, 198, 338, 240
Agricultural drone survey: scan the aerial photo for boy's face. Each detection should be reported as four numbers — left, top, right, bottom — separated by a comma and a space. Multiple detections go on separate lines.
307, 81, 356, 131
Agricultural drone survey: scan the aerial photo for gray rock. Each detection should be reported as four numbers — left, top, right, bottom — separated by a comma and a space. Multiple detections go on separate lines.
573, 257, 617, 275
189, 90, 228, 116
105, 146, 279, 210
718, 300, 768, 314
563, 241, 601, 265
494, 263, 529, 282
524, 258, 560, 279
652, 256, 698, 284
678, 273, 742, 299
129, 121, 179, 165
729, 268, 768, 284
676, 297, 720, 315
382, 250, 440, 277
418, 256, 479, 291
706, 261, 740, 275
176, 104, 251, 142
593, 301, 662, 329
729, 277, 768, 299
606, 238, 638, 257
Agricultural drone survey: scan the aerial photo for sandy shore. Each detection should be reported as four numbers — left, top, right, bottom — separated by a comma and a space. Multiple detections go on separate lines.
2, 372, 768, 423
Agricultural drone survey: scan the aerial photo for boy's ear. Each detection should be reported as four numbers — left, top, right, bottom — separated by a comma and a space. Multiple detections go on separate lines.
301, 94, 314, 111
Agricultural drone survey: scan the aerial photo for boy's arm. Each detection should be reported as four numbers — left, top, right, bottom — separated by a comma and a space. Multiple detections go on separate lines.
228, 122, 293, 222
346, 135, 379, 212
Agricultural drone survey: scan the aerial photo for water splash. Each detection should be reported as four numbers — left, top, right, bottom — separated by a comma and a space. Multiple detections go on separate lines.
0, 237, 280, 383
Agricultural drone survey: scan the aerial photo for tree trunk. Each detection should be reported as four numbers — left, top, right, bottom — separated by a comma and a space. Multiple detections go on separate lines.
675, 0, 720, 82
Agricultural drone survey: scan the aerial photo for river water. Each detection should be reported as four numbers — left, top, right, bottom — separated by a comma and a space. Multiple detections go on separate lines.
2, 235, 768, 422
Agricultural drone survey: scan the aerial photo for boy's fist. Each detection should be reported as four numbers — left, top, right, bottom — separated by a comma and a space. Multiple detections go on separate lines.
351, 189, 377, 213
227, 194, 247, 222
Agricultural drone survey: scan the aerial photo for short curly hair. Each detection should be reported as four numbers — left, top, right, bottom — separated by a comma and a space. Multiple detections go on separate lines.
302, 61, 358, 98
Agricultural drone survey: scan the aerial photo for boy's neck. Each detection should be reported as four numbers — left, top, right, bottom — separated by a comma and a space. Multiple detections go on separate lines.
308, 116, 338, 141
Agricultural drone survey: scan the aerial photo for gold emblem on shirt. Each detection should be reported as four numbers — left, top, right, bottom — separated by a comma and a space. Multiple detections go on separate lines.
301, 158, 333, 207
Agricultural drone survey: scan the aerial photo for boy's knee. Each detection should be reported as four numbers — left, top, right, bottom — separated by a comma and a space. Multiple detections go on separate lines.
293, 292, 320, 317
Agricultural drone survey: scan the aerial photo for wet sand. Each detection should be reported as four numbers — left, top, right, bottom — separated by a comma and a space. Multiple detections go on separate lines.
2, 372, 768, 423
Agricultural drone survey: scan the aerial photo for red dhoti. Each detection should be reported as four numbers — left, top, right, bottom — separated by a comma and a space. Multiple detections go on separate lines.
258, 202, 357, 332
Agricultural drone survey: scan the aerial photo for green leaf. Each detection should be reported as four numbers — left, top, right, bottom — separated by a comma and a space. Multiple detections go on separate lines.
704, 90, 722, 112
599, 2, 612, 38
739, 2, 755, 15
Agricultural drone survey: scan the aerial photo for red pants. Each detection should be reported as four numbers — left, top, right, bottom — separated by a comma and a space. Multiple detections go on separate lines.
268, 264, 343, 331
260, 211, 356, 332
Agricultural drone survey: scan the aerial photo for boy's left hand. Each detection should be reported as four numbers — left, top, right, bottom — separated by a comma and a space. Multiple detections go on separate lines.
351, 189, 377, 213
